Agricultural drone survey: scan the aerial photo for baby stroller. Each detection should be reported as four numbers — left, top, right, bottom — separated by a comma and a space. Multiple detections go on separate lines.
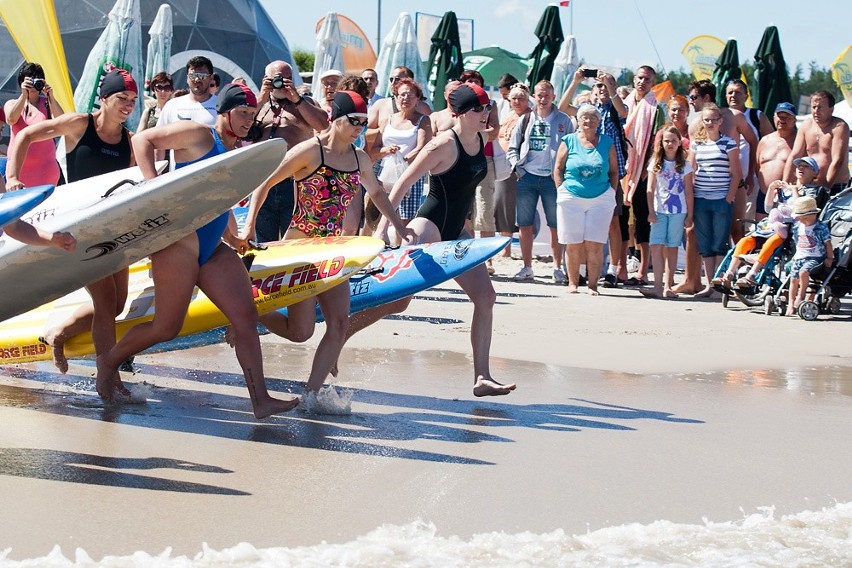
768, 187, 852, 320
712, 220, 796, 311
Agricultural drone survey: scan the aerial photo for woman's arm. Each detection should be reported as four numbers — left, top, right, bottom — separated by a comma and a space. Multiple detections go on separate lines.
4, 220, 76, 251
726, 145, 742, 203
5, 113, 87, 189
683, 171, 694, 227
358, 147, 415, 243
607, 143, 618, 189
404, 114, 433, 164
553, 140, 568, 188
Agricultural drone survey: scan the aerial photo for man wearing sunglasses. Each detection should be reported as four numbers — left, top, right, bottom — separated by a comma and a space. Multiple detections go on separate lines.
157, 56, 218, 127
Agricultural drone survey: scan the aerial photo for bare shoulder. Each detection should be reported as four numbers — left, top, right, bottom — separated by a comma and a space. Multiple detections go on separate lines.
831, 116, 850, 135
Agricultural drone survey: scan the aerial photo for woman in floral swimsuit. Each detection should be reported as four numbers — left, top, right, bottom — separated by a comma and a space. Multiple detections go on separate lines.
240, 90, 414, 401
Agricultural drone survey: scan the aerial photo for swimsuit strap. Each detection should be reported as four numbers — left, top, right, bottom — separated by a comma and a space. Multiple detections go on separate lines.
316, 136, 325, 166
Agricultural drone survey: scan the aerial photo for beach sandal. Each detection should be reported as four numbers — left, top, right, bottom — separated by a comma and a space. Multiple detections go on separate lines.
735, 275, 757, 289
710, 273, 733, 289
624, 277, 647, 287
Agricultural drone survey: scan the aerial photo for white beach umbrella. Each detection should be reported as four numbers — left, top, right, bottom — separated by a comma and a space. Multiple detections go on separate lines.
143, 3, 172, 96
550, 34, 579, 101
375, 12, 426, 97
72, 0, 144, 129
311, 12, 344, 88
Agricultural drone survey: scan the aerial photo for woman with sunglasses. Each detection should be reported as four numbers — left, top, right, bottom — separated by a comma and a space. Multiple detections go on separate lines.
238, 90, 415, 410
355, 83, 517, 398
137, 71, 173, 132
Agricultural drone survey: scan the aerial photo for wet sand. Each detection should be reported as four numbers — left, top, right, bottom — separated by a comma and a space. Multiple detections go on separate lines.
1, 260, 851, 561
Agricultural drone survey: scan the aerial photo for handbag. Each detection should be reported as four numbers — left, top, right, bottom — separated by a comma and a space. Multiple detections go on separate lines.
492, 141, 512, 182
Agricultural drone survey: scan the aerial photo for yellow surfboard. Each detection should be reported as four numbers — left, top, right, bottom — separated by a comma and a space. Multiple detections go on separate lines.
0, 236, 384, 365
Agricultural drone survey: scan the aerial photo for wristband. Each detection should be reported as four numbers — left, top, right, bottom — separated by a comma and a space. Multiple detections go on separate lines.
292, 96, 303, 106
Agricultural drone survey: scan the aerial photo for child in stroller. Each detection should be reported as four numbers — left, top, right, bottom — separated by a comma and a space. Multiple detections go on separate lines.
786, 196, 834, 315
711, 157, 829, 293
777, 186, 852, 320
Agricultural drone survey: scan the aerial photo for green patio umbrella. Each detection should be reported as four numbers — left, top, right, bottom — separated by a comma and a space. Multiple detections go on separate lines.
711, 38, 742, 108
526, 5, 564, 86
462, 46, 530, 89
426, 11, 464, 111
753, 25, 792, 119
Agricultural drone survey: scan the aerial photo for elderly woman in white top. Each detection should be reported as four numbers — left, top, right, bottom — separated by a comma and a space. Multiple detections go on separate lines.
553, 104, 618, 295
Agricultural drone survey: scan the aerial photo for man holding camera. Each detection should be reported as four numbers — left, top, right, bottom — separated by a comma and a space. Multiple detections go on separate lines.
249, 60, 329, 242
4, 61, 65, 187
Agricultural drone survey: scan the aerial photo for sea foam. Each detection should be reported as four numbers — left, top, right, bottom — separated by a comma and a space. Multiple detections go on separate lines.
1, 502, 850, 567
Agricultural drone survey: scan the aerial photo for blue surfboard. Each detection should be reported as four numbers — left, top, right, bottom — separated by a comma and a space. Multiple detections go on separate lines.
292, 236, 511, 322
141, 236, 510, 354
0, 185, 55, 228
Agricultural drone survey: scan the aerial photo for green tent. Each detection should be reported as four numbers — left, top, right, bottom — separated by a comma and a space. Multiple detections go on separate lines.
426, 11, 464, 111
753, 25, 793, 120
463, 46, 530, 89
526, 5, 564, 86
711, 38, 742, 108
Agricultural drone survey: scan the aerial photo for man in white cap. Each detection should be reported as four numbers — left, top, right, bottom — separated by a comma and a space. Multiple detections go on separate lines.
316, 69, 343, 122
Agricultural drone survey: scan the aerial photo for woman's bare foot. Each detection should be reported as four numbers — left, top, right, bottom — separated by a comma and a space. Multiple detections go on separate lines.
567, 284, 579, 294
663, 288, 679, 299
95, 355, 127, 401
39, 332, 69, 374
672, 283, 697, 295
694, 287, 716, 298
587, 286, 600, 296
473, 376, 516, 397
639, 287, 663, 299
253, 396, 300, 419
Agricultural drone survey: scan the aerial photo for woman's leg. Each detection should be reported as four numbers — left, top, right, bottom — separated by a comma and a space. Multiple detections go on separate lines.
305, 283, 352, 393
198, 245, 298, 418
95, 237, 199, 400
566, 243, 584, 293
583, 241, 604, 296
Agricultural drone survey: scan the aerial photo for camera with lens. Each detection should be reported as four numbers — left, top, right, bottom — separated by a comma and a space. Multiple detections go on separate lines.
32, 78, 46, 91
271, 74, 286, 90
244, 119, 265, 142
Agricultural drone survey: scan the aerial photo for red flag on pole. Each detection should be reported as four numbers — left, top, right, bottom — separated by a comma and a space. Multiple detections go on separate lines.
559, 0, 569, 6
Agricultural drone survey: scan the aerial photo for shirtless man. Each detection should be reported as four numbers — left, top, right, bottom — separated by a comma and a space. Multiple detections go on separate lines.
250, 60, 329, 242
429, 79, 462, 135
754, 102, 797, 220
675, 79, 759, 294
783, 90, 850, 195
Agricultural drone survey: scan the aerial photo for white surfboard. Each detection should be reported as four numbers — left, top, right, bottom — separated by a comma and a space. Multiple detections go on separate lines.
0, 138, 286, 323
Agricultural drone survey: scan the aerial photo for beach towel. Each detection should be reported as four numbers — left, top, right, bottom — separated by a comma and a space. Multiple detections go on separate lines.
621, 91, 658, 203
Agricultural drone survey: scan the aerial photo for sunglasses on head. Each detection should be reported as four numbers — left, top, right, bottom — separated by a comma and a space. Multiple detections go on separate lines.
346, 115, 368, 127
470, 103, 492, 113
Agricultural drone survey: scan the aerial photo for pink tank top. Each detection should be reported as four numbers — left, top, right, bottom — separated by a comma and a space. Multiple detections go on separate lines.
9, 96, 61, 187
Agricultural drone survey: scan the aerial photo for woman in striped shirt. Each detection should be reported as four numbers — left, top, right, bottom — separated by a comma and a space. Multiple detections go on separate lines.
689, 103, 741, 297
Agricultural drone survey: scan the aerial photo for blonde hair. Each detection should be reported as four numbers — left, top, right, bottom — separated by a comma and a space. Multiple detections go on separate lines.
694, 102, 722, 143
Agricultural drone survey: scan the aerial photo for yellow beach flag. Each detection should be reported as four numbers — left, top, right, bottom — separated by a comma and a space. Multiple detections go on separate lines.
0, 0, 74, 113
831, 45, 852, 105
681, 35, 725, 81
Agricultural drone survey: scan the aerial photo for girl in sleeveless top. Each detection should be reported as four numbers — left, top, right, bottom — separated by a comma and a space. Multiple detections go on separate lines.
238, 91, 414, 411
356, 84, 517, 398
5, 70, 136, 390
93, 84, 298, 418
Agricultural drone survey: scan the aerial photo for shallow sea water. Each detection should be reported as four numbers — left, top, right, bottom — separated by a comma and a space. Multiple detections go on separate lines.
1, 346, 851, 567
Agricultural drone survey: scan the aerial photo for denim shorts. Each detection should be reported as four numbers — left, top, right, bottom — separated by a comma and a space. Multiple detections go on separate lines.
790, 257, 824, 279
649, 212, 687, 247
516, 172, 557, 228
693, 197, 732, 257
255, 177, 295, 242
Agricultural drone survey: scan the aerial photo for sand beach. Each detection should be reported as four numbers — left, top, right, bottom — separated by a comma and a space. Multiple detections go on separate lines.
1, 254, 851, 565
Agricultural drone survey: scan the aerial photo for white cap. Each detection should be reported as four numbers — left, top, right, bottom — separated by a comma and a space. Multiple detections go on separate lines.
319, 69, 343, 81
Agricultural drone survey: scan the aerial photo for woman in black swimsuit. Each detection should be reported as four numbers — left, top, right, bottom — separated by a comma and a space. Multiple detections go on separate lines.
362, 83, 516, 397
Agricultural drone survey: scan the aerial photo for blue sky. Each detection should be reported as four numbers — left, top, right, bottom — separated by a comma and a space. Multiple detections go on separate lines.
258, 0, 850, 76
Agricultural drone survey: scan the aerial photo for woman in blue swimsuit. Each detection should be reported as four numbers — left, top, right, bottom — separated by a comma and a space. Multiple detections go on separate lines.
95, 84, 298, 418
